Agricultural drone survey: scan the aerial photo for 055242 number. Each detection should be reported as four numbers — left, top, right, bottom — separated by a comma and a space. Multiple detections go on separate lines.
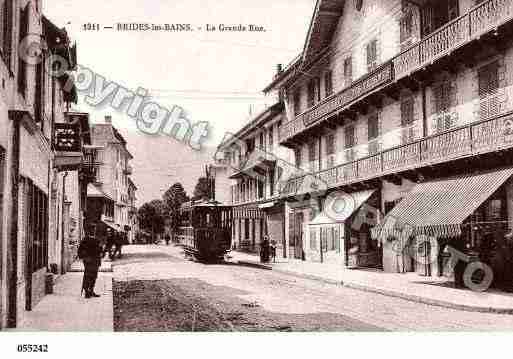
17, 344, 48, 353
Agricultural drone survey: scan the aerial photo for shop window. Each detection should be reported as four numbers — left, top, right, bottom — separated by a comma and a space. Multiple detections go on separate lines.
24, 180, 49, 273
478, 61, 500, 120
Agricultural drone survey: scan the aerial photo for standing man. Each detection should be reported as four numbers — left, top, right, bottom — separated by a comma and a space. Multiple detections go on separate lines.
78, 232, 103, 298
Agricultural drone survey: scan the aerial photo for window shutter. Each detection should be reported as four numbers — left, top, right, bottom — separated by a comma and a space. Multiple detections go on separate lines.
479, 61, 499, 120
400, 10, 413, 44
366, 40, 377, 72
324, 71, 333, 97
401, 97, 415, 126
345, 124, 355, 149
326, 133, 335, 155
344, 57, 352, 85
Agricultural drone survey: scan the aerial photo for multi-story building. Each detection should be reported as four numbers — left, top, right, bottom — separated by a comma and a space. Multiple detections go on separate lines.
127, 177, 138, 244
84, 116, 136, 241
264, 0, 513, 285
0, 1, 89, 328
218, 102, 293, 257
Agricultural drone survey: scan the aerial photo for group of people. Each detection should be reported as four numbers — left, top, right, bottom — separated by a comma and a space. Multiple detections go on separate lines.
260, 236, 277, 263
77, 227, 128, 299
104, 228, 127, 261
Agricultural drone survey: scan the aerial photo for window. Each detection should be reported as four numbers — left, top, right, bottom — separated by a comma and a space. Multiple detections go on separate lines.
24, 179, 49, 273
344, 124, 356, 148
1, 0, 13, 68
307, 80, 316, 108
244, 219, 250, 240
257, 180, 264, 199
259, 132, 264, 150
308, 140, 318, 162
324, 70, 333, 97
400, 10, 414, 44
433, 80, 454, 132
401, 97, 415, 127
433, 81, 452, 114
269, 169, 275, 196
17, 4, 29, 96
343, 57, 352, 86
268, 126, 274, 148
368, 114, 379, 140
0, 147, 5, 258
326, 133, 336, 156
366, 39, 378, 72
293, 90, 301, 115
294, 147, 302, 168
478, 61, 500, 120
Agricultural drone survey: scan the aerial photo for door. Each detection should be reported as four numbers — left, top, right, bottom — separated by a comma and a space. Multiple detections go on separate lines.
289, 212, 304, 260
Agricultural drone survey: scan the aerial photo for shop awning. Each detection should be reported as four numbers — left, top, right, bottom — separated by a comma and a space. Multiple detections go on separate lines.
102, 220, 120, 232
87, 184, 114, 201
311, 189, 376, 226
372, 167, 513, 239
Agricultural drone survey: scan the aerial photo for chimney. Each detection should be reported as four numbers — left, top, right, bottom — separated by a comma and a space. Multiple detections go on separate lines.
276, 63, 283, 75
105, 115, 112, 124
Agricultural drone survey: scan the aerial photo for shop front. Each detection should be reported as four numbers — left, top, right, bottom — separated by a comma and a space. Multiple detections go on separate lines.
306, 189, 382, 268
372, 167, 513, 291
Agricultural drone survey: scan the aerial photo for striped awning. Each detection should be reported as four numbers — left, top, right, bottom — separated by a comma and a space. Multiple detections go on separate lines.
372, 167, 513, 240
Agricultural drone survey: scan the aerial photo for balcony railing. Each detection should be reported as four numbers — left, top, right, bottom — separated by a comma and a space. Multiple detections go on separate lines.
394, 0, 513, 80
281, 111, 513, 197
280, 62, 393, 142
279, 0, 513, 144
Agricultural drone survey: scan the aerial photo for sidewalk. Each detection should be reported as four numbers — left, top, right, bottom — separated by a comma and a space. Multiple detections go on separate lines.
14, 272, 113, 331
228, 251, 513, 314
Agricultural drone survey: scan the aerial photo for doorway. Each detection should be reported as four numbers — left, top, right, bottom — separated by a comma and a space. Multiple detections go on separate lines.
289, 212, 304, 260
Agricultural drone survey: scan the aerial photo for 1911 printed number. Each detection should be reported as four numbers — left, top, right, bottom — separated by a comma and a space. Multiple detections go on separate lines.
17, 345, 48, 353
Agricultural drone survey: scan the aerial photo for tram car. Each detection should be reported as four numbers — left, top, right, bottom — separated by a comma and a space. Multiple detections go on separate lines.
174, 200, 233, 261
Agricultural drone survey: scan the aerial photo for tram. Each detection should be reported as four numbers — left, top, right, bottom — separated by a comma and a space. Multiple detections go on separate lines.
174, 200, 233, 261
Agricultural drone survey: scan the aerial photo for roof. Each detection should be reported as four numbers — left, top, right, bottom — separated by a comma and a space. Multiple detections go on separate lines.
374, 167, 513, 239
263, 0, 344, 93
217, 102, 284, 150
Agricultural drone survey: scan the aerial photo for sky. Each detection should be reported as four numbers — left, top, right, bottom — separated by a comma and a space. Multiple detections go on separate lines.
44, 0, 315, 205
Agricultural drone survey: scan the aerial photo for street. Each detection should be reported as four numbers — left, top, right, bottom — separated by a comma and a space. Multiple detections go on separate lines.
112, 245, 513, 331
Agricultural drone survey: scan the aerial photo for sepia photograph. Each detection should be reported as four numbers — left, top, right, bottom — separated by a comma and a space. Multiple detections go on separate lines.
1, 0, 513, 357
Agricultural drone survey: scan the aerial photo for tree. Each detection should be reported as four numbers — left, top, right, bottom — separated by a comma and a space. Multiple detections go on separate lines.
162, 183, 190, 232
138, 200, 166, 240
193, 177, 211, 200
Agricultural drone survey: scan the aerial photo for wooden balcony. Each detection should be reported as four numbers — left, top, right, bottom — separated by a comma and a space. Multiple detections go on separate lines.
394, 0, 513, 80
279, 62, 393, 143
281, 111, 513, 197
279, 0, 513, 145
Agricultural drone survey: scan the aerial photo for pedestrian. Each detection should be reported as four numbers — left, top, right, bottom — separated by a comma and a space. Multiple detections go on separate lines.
260, 236, 270, 263
113, 230, 125, 259
104, 228, 115, 260
77, 232, 103, 298
270, 239, 277, 263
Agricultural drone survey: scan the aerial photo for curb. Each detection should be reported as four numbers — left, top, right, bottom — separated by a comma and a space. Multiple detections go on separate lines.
236, 259, 513, 315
